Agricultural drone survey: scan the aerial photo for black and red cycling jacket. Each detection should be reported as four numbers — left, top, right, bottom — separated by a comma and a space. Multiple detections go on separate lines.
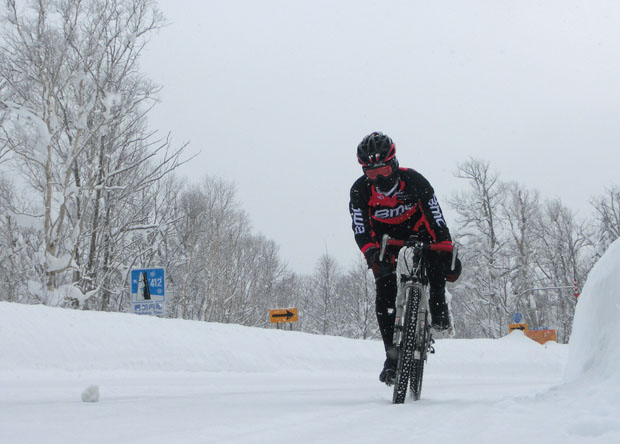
349, 168, 452, 255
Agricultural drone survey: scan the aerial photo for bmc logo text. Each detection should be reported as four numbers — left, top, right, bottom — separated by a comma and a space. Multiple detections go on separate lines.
374, 204, 413, 220
351, 208, 365, 234
428, 195, 446, 227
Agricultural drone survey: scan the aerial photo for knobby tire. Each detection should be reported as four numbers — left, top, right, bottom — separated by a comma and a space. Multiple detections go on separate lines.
409, 311, 429, 401
392, 286, 420, 404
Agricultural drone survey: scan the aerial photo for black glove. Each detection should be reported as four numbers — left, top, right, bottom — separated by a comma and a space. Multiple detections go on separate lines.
444, 255, 462, 282
364, 247, 394, 278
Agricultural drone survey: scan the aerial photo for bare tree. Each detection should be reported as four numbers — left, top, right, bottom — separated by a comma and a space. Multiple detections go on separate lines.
233, 234, 290, 326
169, 177, 240, 321
449, 158, 509, 338
0, 174, 43, 303
312, 253, 342, 335
166, 175, 294, 327
279, 273, 313, 332
448, 160, 591, 341
339, 256, 379, 340
590, 186, 620, 254
0, 0, 186, 306
501, 182, 543, 326
534, 199, 587, 342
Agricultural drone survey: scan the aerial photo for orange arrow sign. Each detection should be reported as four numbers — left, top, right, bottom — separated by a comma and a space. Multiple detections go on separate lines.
269, 308, 298, 323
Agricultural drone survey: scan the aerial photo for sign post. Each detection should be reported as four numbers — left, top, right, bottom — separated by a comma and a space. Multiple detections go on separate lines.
130, 267, 165, 315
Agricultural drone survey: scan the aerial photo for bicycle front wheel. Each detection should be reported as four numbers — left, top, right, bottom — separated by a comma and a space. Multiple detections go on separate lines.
392, 286, 421, 404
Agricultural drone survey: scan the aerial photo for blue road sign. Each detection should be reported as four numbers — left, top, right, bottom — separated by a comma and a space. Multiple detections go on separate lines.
131, 268, 165, 315
512, 312, 523, 324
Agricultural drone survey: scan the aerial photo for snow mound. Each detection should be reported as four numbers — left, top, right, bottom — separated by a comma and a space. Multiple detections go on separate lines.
428, 329, 567, 381
0, 300, 569, 383
0, 302, 381, 373
565, 238, 620, 384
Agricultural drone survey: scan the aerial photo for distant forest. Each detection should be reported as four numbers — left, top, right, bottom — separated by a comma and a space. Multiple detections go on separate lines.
1, 0, 618, 342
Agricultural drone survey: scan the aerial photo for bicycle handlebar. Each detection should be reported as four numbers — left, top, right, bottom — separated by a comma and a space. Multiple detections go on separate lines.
378, 234, 458, 270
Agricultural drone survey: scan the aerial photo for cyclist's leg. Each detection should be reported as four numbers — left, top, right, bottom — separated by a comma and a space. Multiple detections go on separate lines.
375, 271, 398, 382
425, 252, 451, 330
375, 271, 397, 350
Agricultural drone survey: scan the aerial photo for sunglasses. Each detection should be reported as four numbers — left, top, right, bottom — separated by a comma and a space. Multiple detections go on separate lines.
364, 164, 393, 180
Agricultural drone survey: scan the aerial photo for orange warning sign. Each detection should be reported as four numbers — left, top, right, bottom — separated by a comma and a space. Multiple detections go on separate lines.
525, 329, 557, 345
269, 308, 298, 323
509, 323, 528, 332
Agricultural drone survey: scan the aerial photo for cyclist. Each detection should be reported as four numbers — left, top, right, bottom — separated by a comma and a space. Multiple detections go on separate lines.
349, 131, 461, 384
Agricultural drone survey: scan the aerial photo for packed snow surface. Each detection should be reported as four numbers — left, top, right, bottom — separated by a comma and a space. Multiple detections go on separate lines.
1, 241, 620, 443
566, 238, 620, 383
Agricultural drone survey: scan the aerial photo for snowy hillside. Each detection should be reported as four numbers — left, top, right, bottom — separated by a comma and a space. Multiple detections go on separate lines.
1, 240, 619, 444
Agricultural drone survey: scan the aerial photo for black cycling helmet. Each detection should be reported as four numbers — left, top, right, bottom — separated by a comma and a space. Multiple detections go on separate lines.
357, 132, 400, 190
357, 131, 396, 166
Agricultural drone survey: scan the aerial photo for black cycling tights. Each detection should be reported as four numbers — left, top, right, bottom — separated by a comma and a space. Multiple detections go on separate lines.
375, 273, 397, 352
375, 252, 447, 352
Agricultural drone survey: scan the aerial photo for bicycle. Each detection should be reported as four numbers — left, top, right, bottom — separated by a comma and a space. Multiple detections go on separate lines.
378, 234, 457, 403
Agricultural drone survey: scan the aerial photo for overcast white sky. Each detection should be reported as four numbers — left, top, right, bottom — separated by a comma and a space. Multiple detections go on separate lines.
142, 0, 620, 274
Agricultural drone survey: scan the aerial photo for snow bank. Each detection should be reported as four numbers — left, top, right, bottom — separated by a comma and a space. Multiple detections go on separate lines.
565, 238, 620, 383
429, 329, 567, 381
0, 300, 568, 383
0, 302, 381, 373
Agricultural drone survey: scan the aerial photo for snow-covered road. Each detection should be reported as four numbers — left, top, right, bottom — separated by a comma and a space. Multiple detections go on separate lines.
2, 321, 608, 444
1, 365, 571, 444
2, 239, 620, 444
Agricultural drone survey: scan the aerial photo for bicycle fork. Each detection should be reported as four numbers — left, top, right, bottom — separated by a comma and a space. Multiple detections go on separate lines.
415, 288, 435, 359
392, 281, 411, 350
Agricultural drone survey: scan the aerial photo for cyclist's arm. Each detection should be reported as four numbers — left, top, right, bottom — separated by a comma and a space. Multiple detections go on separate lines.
404, 170, 452, 245
349, 179, 378, 255
418, 192, 452, 244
